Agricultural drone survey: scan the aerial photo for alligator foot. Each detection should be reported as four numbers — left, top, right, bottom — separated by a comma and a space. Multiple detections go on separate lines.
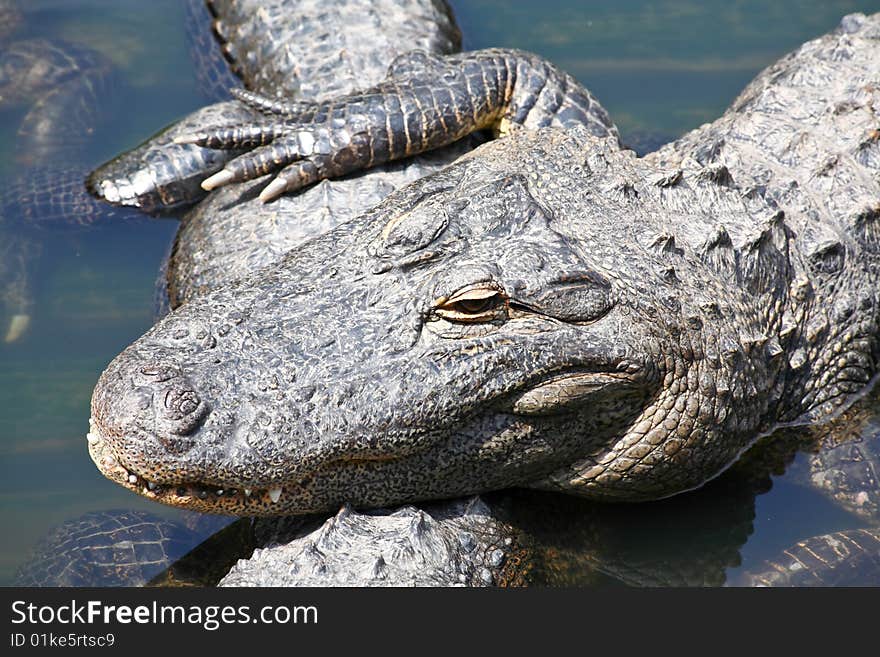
174, 49, 618, 201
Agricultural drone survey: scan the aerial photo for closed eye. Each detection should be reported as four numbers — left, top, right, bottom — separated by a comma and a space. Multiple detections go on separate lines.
434, 285, 508, 323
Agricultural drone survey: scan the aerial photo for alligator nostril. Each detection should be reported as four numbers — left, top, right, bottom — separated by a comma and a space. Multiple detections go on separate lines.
163, 388, 200, 417
158, 384, 208, 436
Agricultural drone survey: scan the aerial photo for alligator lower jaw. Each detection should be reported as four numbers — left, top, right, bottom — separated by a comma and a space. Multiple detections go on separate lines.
85, 419, 306, 516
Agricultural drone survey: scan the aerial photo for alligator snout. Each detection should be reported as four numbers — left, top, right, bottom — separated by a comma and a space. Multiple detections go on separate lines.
92, 358, 209, 459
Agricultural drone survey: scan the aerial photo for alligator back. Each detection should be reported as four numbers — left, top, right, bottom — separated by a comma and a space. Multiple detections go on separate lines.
206, 0, 460, 100
646, 14, 880, 425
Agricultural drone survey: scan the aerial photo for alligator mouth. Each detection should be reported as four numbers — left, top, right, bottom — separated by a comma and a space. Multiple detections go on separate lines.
86, 417, 311, 515
86, 416, 410, 515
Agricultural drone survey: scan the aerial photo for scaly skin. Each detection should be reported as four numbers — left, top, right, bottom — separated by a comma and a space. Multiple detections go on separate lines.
731, 528, 880, 587
13, 511, 198, 587
87, 0, 463, 215
224, 379, 880, 587
206, 0, 460, 102
163, 0, 479, 308
88, 15, 880, 517
166, 137, 480, 306
220, 498, 530, 587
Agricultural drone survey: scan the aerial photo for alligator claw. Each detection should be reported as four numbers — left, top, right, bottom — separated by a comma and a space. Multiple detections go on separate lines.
258, 161, 321, 202
200, 169, 235, 191
189, 119, 341, 201
171, 134, 202, 145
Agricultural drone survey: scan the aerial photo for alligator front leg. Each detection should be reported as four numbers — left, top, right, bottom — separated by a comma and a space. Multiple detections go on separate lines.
176, 49, 619, 201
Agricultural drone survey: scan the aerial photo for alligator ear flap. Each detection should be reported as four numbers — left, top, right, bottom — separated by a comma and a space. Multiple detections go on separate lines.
514, 271, 614, 322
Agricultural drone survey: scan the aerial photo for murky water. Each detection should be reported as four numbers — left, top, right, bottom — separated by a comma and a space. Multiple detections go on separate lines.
1, 0, 878, 585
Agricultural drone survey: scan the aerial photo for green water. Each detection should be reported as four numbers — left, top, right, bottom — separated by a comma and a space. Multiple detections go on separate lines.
1, 0, 878, 585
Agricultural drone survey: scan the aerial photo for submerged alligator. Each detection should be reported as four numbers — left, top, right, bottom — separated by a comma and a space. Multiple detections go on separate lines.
70, 2, 880, 585
0, 0, 143, 343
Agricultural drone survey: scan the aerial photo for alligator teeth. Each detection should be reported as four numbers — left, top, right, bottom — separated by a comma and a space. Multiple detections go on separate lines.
244, 488, 252, 497
86, 432, 100, 445
268, 487, 282, 503
147, 481, 157, 491
127, 474, 138, 484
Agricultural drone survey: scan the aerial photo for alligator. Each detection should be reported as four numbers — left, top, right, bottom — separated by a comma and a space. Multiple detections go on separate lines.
4, 1, 872, 586
88, 11, 880, 523
14, 510, 209, 587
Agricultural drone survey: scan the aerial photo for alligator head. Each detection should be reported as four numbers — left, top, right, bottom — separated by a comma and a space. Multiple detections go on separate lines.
89, 128, 791, 515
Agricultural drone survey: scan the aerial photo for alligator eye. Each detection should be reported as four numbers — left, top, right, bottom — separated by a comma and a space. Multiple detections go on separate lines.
434, 284, 508, 323
457, 297, 495, 313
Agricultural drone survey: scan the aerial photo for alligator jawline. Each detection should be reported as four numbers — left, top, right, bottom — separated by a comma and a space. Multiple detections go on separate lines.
86, 369, 639, 513
87, 416, 417, 515
86, 421, 307, 513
